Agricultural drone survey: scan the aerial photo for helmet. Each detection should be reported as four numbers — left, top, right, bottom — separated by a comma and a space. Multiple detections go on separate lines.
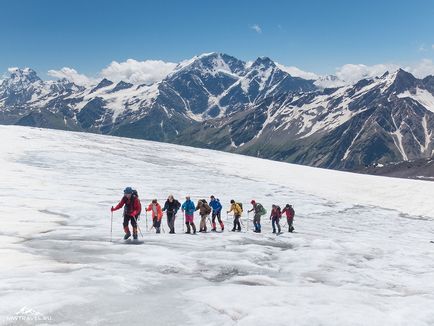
251, 200, 256, 205
124, 187, 133, 194
230, 199, 235, 204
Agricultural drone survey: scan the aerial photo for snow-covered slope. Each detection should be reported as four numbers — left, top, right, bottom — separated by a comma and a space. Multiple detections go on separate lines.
1, 126, 434, 325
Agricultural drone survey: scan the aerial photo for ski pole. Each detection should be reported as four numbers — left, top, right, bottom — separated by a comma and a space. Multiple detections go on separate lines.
183, 212, 185, 232
161, 219, 166, 233
110, 207, 113, 242
134, 216, 144, 238
145, 211, 149, 231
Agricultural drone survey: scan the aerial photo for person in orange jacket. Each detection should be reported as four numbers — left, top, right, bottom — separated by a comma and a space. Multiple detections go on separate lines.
146, 199, 163, 233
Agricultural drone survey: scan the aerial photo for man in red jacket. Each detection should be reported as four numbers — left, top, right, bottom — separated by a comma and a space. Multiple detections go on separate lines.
111, 187, 141, 240
282, 204, 295, 233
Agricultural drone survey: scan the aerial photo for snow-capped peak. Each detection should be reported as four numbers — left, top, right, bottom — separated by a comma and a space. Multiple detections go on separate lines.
314, 75, 346, 89
250, 56, 276, 70
5, 67, 41, 84
167, 52, 246, 81
374, 68, 419, 94
90, 78, 114, 93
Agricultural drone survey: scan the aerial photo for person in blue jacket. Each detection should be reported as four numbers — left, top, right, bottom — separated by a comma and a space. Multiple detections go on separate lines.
209, 195, 224, 232
181, 196, 196, 234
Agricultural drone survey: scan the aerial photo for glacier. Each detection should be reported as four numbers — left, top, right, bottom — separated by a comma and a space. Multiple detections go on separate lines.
0, 126, 434, 326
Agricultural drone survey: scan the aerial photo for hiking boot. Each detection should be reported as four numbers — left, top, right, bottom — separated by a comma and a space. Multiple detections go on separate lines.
221, 226, 224, 231
211, 228, 217, 232
124, 232, 131, 240
237, 229, 241, 232
185, 231, 191, 234
231, 228, 236, 232
133, 234, 138, 240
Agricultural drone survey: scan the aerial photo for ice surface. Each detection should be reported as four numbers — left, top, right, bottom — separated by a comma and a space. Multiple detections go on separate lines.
0, 126, 434, 325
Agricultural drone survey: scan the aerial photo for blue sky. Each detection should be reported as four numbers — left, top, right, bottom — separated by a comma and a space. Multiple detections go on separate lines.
1, 0, 434, 80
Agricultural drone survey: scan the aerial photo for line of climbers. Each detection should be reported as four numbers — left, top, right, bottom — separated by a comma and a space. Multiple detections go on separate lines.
111, 187, 295, 240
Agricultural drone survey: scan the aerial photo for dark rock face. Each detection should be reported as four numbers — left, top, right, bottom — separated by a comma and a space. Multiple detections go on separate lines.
110, 81, 133, 93
356, 156, 434, 181
90, 78, 114, 93
77, 97, 108, 129
1, 55, 433, 177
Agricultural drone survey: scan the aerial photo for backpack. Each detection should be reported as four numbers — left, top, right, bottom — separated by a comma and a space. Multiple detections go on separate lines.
175, 200, 181, 210
289, 206, 295, 217
237, 202, 243, 213
124, 189, 141, 217
204, 203, 212, 215
257, 203, 267, 216
132, 190, 142, 217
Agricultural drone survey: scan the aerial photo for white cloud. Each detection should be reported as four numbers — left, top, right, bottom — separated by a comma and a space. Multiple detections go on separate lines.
277, 60, 434, 89
47, 59, 177, 86
100, 59, 177, 85
276, 63, 318, 80
250, 24, 262, 34
47, 67, 95, 86
432, 44, 434, 50
405, 59, 434, 78
42, 57, 434, 90
332, 60, 434, 83
334, 63, 400, 84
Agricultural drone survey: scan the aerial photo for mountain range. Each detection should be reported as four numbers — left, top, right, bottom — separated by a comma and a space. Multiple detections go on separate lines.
1, 52, 433, 175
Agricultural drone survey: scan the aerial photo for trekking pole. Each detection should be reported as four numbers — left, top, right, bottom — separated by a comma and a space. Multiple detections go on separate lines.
110, 208, 113, 242
134, 216, 144, 238
145, 211, 149, 232
183, 212, 185, 232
